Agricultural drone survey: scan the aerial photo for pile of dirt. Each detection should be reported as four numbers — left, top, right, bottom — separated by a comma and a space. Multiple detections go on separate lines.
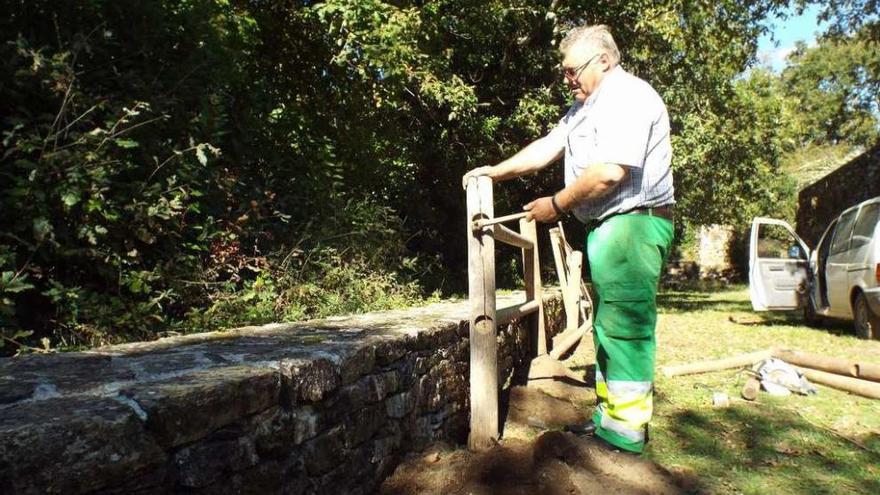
381, 364, 696, 495
380, 431, 691, 495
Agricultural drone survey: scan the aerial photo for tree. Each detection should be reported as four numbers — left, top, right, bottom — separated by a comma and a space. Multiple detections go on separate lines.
781, 27, 880, 147
3, 0, 808, 353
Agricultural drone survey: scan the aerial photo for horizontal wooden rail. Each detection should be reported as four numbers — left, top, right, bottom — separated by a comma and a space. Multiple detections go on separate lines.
497, 293, 556, 325
471, 212, 529, 231
493, 224, 534, 249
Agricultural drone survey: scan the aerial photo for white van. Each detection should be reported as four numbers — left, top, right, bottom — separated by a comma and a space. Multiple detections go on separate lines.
749, 196, 880, 338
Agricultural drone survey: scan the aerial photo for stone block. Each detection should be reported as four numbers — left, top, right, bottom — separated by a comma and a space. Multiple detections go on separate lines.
0, 353, 134, 407
372, 423, 402, 460
391, 354, 418, 388
314, 444, 373, 495
414, 355, 437, 375
374, 338, 405, 365
172, 435, 259, 488
252, 405, 321, 458
121, 365, 280, 448
302, 426, 345, 476
365, 370, 400, 403
281, 357, 340, 405
384, 390, 415, 419
344, 403, 386, 448
0, 397, 166, 494
339, 345, 376, 384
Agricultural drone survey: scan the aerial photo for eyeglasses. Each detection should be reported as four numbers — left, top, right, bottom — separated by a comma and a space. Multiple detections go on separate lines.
562, 54, 601, 81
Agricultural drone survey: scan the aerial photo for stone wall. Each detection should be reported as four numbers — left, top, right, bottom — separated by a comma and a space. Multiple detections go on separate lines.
696, 224, 736, 277
0, 293, 562, 494
797, 143, 880, 246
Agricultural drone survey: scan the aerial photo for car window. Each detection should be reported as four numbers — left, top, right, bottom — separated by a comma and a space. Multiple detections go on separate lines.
851, 202, 879, 250
829, 209, 858, 256
756, 223, 806, 259
816, 218, 837, 260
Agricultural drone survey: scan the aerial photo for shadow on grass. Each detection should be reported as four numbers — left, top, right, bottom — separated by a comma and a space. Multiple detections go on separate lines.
657, 291, 753, 314
656, 290, 857, 336
662, 404, 880, 494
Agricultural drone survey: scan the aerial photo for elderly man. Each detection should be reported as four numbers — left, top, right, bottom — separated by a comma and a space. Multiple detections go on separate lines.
462, 25, 674, 455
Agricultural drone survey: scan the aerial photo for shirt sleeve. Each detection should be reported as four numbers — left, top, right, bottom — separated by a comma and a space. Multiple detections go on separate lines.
591, 85, 656, 169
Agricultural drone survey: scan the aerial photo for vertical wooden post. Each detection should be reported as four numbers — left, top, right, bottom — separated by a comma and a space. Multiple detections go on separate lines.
566, 251, 583, 331
519, 218, 546, 356
466, 176, 498, 451
549, 227, 572, 322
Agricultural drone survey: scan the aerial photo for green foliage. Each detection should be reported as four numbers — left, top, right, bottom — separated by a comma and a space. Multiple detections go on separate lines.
3, 0, 871, 354
178, 198, 433, 332
0, 1, 433, 354
735, 19, 879, 215
781, 26, 880, 147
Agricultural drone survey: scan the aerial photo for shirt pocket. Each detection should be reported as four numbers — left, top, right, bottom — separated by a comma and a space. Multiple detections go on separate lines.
567, 125, 597, 169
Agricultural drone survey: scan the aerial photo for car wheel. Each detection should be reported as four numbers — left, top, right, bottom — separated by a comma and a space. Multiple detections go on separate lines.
853, 293, 879, 339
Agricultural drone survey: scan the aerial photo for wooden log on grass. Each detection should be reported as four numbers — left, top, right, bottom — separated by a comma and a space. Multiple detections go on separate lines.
773, 349, 880, 383
661, 349, 774, 378
466, 176, 498, 451
794, 366, 880, 400
741, 376, 760, 401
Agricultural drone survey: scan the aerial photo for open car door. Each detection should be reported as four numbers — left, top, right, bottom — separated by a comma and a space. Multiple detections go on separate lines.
749, 217, 811, 311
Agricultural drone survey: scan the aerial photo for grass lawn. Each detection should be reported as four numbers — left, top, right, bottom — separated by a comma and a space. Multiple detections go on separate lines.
573, 284, 880, 494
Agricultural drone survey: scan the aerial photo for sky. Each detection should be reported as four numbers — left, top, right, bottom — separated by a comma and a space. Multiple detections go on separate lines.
756, 4, 828, 71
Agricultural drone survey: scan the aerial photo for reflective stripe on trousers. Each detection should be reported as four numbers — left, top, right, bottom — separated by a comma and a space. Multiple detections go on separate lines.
594, 370, 652, 443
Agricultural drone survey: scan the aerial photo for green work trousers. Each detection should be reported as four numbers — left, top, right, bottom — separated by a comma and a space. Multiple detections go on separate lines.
586, 213, 673, 453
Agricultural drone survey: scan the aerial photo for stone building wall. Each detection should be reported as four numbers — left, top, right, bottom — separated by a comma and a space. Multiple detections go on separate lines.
797, 143, 880, 246
696, 224, 736, 277
0, 293, 562, 494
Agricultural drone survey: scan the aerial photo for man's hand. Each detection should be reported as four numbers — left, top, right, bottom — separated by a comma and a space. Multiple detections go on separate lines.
461, 166, 495, 189
523, 196, 559, 223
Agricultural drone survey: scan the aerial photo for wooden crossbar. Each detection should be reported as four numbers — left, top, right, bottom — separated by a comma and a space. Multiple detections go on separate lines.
493, 224, 535, 249
471, 212, 529, 230
497, 293, 556, 325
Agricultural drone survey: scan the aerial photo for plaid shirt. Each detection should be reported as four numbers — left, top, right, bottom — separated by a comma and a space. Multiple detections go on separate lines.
546, 66, 675, 223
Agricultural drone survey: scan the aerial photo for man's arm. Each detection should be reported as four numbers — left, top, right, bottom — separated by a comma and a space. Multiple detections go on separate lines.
461, 135, 564, 189
524, 163, 627, 222
556, 163, 627, 210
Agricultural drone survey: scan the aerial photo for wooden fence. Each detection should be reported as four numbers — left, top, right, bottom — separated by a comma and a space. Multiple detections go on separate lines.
465, 176, 592, 451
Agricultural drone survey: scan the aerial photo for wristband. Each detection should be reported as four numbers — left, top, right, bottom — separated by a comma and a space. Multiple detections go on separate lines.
551, 194, 565, 216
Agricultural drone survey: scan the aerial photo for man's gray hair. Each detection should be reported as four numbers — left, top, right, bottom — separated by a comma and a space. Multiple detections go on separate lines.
560, 25, 621, 66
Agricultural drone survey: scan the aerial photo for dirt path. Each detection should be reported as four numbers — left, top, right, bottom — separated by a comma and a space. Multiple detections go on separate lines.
380, 430, 693, 495
380, 347, 697, 495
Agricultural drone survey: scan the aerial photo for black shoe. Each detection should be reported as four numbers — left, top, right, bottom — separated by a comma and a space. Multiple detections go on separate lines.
564, 420, 597, 436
